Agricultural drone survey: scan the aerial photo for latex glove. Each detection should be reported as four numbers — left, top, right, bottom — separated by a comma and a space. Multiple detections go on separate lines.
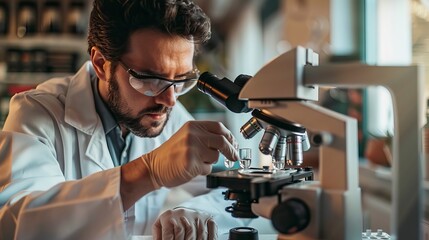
153, 208, 218, 240
141, 121, 239, 189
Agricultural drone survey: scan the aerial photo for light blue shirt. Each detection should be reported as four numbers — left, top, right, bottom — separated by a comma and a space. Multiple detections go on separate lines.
91, 76, 133, 166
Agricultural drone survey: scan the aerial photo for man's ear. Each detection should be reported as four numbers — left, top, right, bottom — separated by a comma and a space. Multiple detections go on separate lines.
90, 47, 108, 82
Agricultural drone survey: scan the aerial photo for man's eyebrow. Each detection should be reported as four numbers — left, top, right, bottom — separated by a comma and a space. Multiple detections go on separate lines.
134, 68, 195, 78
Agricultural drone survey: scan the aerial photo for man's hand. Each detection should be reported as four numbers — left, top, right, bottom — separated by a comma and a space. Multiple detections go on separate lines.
141, 121, 239, 189
153, 208, 218, 240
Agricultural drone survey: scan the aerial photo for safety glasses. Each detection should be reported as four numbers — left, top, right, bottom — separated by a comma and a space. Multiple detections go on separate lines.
119, 61, 200, 97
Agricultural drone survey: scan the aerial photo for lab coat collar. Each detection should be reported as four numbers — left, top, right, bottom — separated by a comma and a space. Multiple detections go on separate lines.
64, 62, 115, 170
64, 62, 100, 135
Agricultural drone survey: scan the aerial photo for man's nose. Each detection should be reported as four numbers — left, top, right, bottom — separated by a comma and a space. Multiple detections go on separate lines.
153, 85, 176, 107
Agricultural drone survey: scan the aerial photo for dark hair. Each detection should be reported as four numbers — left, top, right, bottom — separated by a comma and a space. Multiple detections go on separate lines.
87, 0, 211, 62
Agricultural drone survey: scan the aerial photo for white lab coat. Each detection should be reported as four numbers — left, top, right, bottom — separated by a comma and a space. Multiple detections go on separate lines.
0, 62, 199, 239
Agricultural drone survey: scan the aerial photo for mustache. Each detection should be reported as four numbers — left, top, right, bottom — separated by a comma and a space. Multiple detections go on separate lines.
139, 105, 171, 116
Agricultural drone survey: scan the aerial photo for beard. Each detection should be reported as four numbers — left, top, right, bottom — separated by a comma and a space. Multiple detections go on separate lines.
106, 74, 171, 138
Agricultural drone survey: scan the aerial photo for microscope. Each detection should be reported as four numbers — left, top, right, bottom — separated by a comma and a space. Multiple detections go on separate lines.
197, 46, 425, 239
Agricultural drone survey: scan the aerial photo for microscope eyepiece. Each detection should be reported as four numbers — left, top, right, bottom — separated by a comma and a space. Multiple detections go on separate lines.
197, 72, 252, 113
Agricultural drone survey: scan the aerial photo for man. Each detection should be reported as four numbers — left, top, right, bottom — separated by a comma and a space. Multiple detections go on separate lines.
0, 0, 239, 239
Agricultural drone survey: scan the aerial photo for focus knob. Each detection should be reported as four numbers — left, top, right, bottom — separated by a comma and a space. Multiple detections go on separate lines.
271, 198, 310, 234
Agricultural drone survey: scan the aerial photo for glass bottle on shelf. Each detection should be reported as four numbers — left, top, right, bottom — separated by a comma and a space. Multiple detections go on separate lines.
16, 1, 38, 38
67, 1, 86, 35
41, 2, 62, 34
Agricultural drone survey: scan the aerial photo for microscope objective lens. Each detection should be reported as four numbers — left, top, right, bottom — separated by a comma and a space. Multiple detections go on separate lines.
272, 160, 285, 170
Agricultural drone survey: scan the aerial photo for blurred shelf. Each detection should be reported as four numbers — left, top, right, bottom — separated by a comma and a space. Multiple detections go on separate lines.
0, 0, 90, 75
0, 72, 73, 85
0, 36, 87, 50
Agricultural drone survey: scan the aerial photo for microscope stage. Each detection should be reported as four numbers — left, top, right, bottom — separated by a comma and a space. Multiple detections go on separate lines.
207, 168, 313, 199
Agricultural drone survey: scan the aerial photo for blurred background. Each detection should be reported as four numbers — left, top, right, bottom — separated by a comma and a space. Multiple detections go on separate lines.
0, 0, 428, 234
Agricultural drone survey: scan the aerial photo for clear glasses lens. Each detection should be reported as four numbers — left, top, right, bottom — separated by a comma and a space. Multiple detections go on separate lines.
129, 76, 198, 97
172, 79, 197, 96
